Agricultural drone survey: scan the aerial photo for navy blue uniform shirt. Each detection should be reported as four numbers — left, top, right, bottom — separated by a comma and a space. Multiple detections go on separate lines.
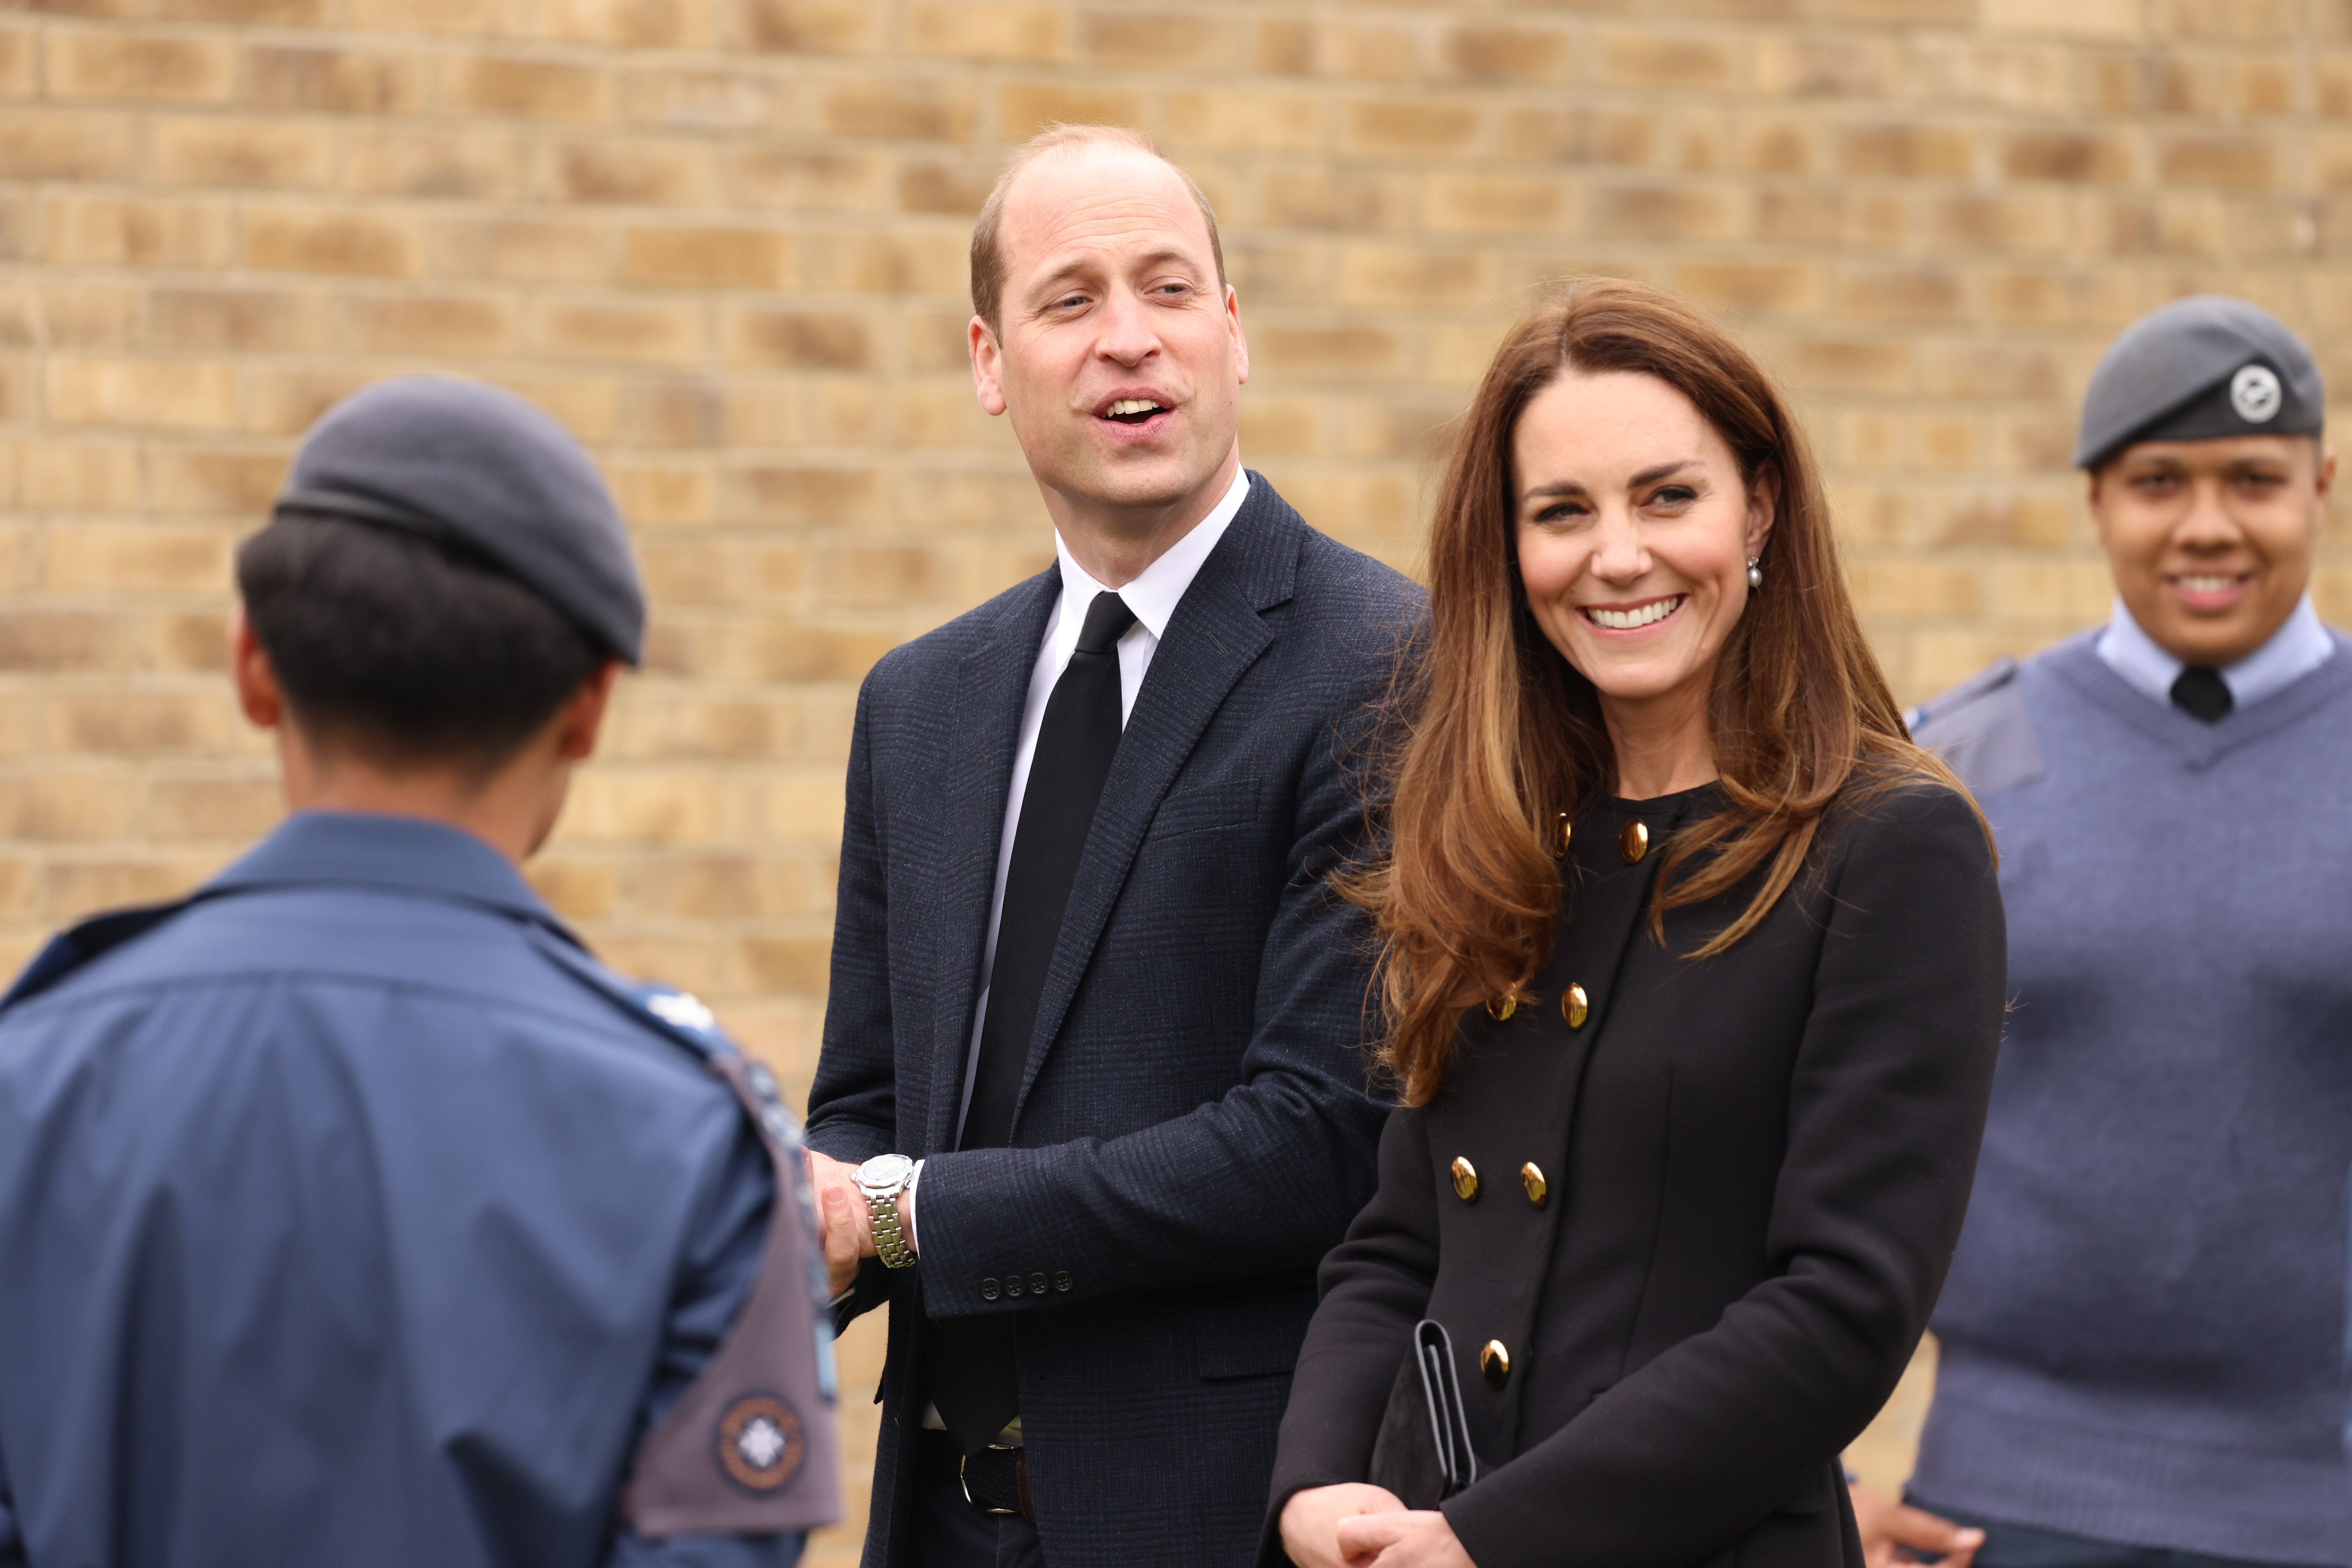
0, 812, 805, 1568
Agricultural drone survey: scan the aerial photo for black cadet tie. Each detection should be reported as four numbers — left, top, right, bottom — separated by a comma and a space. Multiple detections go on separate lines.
931, 589, 1136, 1453
2171, 664, 2233, 723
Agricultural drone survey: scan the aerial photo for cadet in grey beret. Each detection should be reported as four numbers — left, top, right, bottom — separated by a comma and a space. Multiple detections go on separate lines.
2073, 294, 2324, 471
276, 375, 645, 664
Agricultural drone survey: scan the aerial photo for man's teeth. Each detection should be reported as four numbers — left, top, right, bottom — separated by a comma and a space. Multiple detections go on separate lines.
2177, 575, 2240, 594
1587, 597, 1683, 631
1106, 399, 1163, 417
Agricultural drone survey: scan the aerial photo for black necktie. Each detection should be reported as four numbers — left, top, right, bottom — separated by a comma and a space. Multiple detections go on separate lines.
931, 589, 1136, 1453
2171, 664, 2232, 722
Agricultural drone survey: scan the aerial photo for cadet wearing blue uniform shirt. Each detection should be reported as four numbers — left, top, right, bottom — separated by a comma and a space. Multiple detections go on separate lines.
0, 376, 839, 1568
1853, 299, 2352, 1568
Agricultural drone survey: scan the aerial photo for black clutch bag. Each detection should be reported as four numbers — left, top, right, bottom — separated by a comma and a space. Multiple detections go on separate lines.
1366, 1319, 1479, 1510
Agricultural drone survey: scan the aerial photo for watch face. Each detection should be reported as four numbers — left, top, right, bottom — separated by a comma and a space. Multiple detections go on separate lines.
857, 1153, 913, 1193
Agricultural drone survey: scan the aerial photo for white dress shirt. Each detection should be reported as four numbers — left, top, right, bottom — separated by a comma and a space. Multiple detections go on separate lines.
2096, 592, 2334, 711
904, 464, 1251, 1247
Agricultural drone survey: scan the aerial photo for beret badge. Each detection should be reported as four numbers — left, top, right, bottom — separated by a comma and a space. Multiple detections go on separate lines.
2231, 363, 2282, 424
715, 1393, 806, 1494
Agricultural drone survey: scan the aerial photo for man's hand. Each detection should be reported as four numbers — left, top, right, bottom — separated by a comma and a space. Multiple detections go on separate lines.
1333, 1508, 1475, 1568
806, 1150, 873, 1296
1851, 1483, 1983, 1568
1278, 1484, 1411, 1568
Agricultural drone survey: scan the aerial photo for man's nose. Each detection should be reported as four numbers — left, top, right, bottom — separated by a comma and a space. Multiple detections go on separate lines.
2175, 477, 2243, 550
1094, 288, 1160, 366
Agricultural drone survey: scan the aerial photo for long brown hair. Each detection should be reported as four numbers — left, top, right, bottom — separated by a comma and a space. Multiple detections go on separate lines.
1354, 278, 1971, 1107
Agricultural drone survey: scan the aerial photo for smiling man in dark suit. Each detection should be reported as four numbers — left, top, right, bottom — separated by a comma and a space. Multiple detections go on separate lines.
799, 124, 1421, 1568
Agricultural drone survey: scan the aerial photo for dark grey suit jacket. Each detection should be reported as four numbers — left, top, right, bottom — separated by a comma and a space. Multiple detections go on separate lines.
805, 477, 1423, 1568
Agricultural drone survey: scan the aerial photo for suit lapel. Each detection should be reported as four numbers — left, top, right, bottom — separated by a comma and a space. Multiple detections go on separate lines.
924, 569, 1061, 1156
1008, 479, 1304, 1130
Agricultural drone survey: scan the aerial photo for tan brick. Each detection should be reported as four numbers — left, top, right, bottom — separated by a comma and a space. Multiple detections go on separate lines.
795, 230, 965, 295
1836, 266, 1966, 322
1257, 326, 1407, 379
1163, 92, 1320, 154
49, 357, 238, 430
2157, 134, 2277, 191
1838, 123, 1974, 179
245, 209, 419, 276
1330, 20, 1416, 82
341, 293, 517, 355
1343, 99, 1481, 157
1595, 28, 1736, 90
537, 299, 703, 364
820, 78, 978, 141
898, 159, 995, 217
1427, 174, 1571, 235
160, 0, 327, 23
1259, 169, 1402, 232
1755, 35, 1900, 98
47, 522, 234, 590
246, 45, 423, 112
151, 116, 334, 189
0, 280, 136, 349
1336, 245, 1489, 309
0, 112, 141, 182
0, 26, 36, 96
997, 83, 1138, 141
613, 380, 726, 448
720, 146, 891, 213
734, 0, 878, 52
1982, 0, 2136, 35
902, 2, 1065, 63
53, 691, 236, 753
721, 463, 883, 526
1674, 261, 1816, 313
428, 216, 615, 283
1081, 10, 1238, 70
1589, 183, 1745, 242
543, 0, 706, 48
447, 55, 607, 119
621, 227, 789, 289
607, 461, 716, 525
45, 197, 232, 268
2000, 129, 2133, 183
547, 140, 712, 205
25, 440, 142, 510
48, 31, 234, 100
150, 286, 315, 351
0, 775, 138, 843
618, 66, 776, 128
725, 309, 873, 370
1257, 17, 1313, 75
149, 447, 288, 514
1437, 23, 1572, 85
148, 775, 281, 840
0, 614, 143, 673
343, 127, 525, 201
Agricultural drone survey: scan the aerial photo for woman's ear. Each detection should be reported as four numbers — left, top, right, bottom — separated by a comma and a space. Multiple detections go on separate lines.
1745, 464, 1781, 560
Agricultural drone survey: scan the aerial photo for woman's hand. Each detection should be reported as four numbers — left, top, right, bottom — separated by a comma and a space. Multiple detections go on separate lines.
1334, 1508, 1476, 1567
1278, 1483, 1410, 1568
1850, 1483, 1983, 1568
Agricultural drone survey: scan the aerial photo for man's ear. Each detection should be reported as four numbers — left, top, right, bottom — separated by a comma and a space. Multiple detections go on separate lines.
2085, 467, 2114, 548
1225, 283, 1249, 386
552, 660, 623, 763
2314, 443, 2335, 510
969, 315, 1008, 417
230, 608, 285, 730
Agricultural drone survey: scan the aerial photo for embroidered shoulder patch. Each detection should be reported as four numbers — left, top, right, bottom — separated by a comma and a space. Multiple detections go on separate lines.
716, 1393, 806, 1494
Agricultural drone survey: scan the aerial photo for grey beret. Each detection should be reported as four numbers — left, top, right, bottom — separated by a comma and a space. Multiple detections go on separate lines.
2074, 295, 2324, 470
275, 375, 645, 664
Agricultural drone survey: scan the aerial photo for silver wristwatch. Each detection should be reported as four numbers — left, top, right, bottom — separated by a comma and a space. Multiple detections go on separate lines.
856, 1153, 918, 1269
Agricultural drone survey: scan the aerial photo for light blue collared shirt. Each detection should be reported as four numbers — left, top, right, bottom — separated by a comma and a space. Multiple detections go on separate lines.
2095, 592, 2334, 711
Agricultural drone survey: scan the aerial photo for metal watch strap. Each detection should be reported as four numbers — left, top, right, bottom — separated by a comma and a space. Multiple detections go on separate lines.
869, 1182, 916, 1269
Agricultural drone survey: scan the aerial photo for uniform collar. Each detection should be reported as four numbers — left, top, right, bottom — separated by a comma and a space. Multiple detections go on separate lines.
207, 811, 572, 935
1050, 465, 1250, 641
2096, 592, 2335, 711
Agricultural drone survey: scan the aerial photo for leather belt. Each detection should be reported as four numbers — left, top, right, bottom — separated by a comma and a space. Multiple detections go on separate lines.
960, 1443, 1034, 1523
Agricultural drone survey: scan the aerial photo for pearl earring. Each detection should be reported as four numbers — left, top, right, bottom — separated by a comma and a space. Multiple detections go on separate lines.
1746, 556, 1763, 590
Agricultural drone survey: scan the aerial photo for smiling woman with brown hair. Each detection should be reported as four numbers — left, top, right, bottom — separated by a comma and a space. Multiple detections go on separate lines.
1262, 279, 2009, 1568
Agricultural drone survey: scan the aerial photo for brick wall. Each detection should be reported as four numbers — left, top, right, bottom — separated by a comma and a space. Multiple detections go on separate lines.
5, 0, 2348, 1553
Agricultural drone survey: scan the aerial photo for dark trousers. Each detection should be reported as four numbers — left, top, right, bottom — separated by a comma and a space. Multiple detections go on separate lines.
1906, 1496, 2334, 1568
911, 1430, 1047, 1568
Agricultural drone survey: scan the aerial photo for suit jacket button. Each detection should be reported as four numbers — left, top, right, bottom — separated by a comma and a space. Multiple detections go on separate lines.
1028, 1272, 1048, 1296
1562, 983, 1589, 1029
1054, 1271, 1074, 1293
1449, 1156, 1479, 1203
1480, 1339, 1511, 1388
980, 1278, 1001, 1301
1619, 820, 1649, 862
1005, 1275, 1025, 1297
1521, 1162, 1549, 1207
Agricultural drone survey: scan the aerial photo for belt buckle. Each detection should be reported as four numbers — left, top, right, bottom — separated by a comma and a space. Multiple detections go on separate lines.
959, 1444, 1023, 1517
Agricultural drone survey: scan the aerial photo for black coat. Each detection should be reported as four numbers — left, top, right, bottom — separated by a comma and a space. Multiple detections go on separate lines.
806, 479, 1425, 1568
1265, 780, 2006, 1568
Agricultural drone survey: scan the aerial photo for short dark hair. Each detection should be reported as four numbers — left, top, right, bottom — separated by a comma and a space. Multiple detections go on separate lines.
236, 511, 606, 773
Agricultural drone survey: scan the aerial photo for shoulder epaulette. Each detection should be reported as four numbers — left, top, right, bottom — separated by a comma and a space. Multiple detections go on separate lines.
1907, 655, 2020, 738
0, 896, 207, 1015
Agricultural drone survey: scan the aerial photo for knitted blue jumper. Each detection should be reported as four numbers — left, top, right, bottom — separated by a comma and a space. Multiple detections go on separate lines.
1908, 630, 2352, 1564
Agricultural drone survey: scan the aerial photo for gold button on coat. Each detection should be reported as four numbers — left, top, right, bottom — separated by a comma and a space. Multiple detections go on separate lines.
1450, 1156, 1479, 1203
1562, 983, 1589, 1029
1521, 1162, 1548, 1207
1485, 995, 1516, 1022
1619, 820, 1649, 862
1480, 1340, 1511, 1388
